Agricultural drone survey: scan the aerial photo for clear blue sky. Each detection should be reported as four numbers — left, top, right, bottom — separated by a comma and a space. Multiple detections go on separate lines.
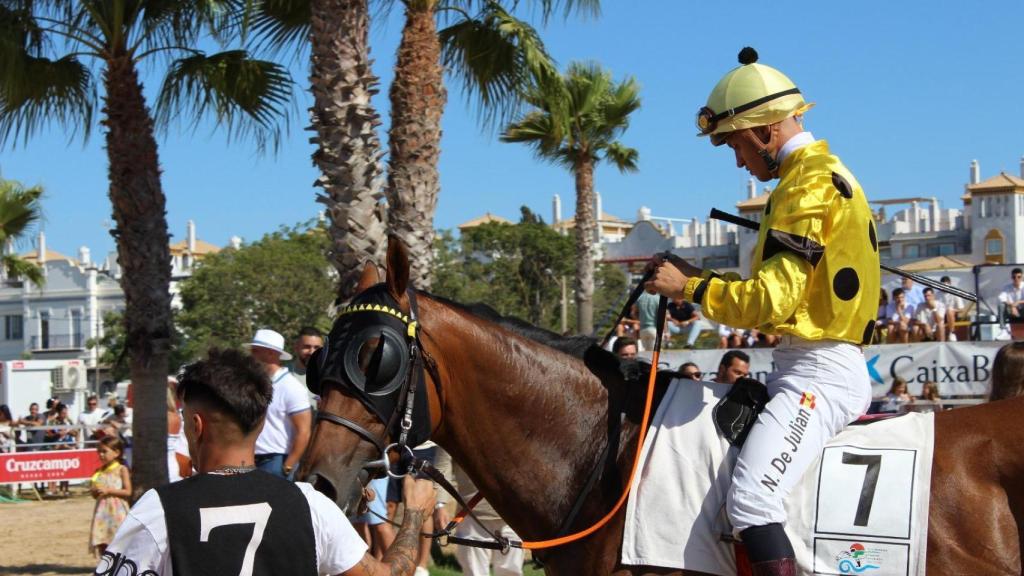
2, 1, 1023, 260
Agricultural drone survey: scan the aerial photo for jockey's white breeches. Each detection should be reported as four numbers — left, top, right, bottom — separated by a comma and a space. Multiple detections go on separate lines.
727, 336, 872, 534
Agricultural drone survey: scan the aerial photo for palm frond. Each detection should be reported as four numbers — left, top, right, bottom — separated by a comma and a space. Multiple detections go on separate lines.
0, 53, 96, 147
0, 178, 43, 241
155, 49, 293, 152
602, 140, 638, 173
2, 254, 44, 287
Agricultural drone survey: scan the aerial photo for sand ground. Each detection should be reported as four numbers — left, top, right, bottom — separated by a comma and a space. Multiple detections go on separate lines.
0, 487, 97, 576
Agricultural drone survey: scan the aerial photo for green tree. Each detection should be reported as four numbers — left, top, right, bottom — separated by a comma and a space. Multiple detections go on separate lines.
88, 310, 191, 383
0, 1, 293, 496
501, 61, 639, 335
432, 207, 626, 333
0, 177, 43, 286
177, 224, 335, 356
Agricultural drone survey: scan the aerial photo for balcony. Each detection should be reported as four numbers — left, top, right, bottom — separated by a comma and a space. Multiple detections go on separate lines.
30, 333, 86, 350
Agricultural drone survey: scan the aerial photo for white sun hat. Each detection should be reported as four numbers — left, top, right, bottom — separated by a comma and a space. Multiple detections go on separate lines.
244, 328, 293, 361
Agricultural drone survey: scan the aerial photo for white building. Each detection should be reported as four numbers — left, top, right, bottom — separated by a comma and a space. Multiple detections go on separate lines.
0, 221, 223, 385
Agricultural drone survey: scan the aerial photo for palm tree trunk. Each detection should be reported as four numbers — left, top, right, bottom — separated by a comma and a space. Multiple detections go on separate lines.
573, 158, 596, 335
386, 0, 446, 290
102, 54, 171, 499
310, 0, 387, 301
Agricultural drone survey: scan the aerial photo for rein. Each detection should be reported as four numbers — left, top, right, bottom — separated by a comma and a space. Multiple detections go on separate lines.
317, 272, 669, 552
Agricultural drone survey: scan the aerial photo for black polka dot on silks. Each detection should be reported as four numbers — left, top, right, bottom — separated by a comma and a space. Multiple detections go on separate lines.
833, 267, 860, 301
832, 172, 853, 199
869, 220, 878, 252
764, 197, 772, 216
861, 319, 876, 345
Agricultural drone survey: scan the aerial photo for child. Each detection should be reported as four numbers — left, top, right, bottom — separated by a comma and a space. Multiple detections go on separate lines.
89, 436, 131, 557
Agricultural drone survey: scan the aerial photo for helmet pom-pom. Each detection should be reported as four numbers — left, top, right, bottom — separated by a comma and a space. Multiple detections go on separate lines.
738, 47, 758, 65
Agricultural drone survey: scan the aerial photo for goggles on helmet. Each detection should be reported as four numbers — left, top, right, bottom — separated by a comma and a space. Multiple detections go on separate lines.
696, 87, 802, 136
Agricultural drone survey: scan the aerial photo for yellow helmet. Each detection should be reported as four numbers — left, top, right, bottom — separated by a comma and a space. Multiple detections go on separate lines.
697, 47, 813, 145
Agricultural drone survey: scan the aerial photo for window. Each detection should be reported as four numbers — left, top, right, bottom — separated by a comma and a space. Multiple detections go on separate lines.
926, 243, 957, 257
39, 310, 49, 349
984, 228, 1004, 264
902, 244, 919, 258
4, 315, 22, 340
71, 309, 83, 347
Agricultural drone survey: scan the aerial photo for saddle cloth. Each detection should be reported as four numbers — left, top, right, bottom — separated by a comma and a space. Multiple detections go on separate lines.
621, 379, 934, 576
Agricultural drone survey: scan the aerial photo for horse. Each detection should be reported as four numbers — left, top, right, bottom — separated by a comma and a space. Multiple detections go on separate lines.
299, 239, 1024, 575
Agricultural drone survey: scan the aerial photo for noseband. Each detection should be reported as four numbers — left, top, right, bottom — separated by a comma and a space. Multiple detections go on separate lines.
310, 288, 433, 479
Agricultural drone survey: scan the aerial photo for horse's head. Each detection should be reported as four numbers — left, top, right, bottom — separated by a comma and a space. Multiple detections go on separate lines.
300, 238, 434, 511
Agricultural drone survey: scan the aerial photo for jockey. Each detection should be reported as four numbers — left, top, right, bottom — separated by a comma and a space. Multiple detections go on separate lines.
647, 47, 880, 576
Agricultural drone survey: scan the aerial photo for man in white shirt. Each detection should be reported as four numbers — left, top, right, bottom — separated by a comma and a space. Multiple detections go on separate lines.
999, 268, 1024, 323
900, 277, 925, 310
938, 276, 966, 341
886, 288, 915, 343
245, 328, 312, 479
95, 347, 434, 576
292, 326, 325, 390
912, 287, 946, 342
76, 395, 103, 442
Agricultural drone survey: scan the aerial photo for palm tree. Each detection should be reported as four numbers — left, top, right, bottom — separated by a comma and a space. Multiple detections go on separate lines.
501, 61, 639, 335
0, 1, 292, 496
248, 0, 592, 294
0, 177, 43, 286
386, 0, 597, 290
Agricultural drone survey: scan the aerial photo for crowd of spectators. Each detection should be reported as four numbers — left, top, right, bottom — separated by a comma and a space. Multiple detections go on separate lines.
615, 295, 778, 352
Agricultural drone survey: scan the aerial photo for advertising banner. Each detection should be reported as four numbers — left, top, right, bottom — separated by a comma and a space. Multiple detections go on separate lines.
0, 448, 102, 484
655, 341, 1004, 397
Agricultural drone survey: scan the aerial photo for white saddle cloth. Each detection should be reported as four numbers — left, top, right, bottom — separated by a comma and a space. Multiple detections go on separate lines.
621, 379, 934, 576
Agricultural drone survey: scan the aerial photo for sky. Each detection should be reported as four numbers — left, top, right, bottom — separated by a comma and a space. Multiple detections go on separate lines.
2, 1, 1024, 261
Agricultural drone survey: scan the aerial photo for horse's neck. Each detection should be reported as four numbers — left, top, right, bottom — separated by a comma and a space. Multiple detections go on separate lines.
422, 300, 626, 539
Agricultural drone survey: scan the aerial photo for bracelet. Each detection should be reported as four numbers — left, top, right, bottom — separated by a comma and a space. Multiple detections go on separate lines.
435, 502, 447, 510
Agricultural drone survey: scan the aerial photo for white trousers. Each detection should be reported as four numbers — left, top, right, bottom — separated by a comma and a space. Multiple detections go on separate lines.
454, 519, 525, 576
727, 337, 872, 533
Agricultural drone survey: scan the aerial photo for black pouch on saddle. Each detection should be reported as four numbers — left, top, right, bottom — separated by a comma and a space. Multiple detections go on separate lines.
713, 377, 769, 447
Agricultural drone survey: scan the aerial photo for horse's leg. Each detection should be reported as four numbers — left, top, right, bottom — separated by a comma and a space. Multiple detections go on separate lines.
927, 408, 1021, 575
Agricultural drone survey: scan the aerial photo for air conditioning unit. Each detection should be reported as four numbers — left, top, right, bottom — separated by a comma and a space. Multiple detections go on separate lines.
52, 363, 86, 390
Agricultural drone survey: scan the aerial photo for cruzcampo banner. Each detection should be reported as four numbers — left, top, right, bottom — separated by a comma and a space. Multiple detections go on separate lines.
0, 448, 103, 484
654, 341, 1004, 397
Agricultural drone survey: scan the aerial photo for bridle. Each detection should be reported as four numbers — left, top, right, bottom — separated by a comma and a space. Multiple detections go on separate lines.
308, 286, 435, 479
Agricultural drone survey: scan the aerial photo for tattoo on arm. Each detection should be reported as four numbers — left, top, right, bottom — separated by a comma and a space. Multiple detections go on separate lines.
381, 509, 424, 576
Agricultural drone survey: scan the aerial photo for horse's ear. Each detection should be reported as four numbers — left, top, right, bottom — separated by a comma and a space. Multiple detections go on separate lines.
385, 235, 410, 304
354, 261, 380, 295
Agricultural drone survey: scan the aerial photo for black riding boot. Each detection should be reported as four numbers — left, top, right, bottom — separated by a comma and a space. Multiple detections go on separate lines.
750, 558, 797, 576
741, 523, 796, 576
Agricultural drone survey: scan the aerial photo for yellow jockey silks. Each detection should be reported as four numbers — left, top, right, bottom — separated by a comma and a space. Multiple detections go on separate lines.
684, 140, 880, 345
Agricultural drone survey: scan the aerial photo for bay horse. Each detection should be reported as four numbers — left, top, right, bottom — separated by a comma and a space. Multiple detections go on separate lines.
300, 239, 1024, 575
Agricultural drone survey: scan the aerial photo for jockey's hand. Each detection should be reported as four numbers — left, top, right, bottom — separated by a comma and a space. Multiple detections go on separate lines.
645, 259, 689, 300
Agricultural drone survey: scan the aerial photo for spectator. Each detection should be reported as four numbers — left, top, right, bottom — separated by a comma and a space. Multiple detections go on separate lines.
938, 276, 966, 342
292, 326, 325, 391
613, 336, 638, 360
97, 347, 434, 574
990, 341, 1024, 401
998, 268, 1024, 323
667, 297, 709, 348
246, 328, 312, 479
910, 381, 943, 413
0, 404, 14, 452
714, 350, 750, 385
78, 395, 104, 441
100, 405, 130, 440
46, 403, 78, 496
912, 287, 946, 342
678, 362, 702, 380
633, 291, 662, 351
718, 323, 743, 349
349, 476, 395, 559
886, 288, 914, 343
435, 449, 524, 576
17, 402, 45, 449
166, 383, 191, 483
89, 436, 131, 557
879, 378, 914, 413
875, 288, 889, 343
900, 277, 925, 310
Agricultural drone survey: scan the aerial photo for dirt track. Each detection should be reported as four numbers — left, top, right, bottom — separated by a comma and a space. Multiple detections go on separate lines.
0, 488, 97, 576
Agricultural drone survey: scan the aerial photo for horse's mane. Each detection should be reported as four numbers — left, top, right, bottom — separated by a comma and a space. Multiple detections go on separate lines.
423, 293, 602, 360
